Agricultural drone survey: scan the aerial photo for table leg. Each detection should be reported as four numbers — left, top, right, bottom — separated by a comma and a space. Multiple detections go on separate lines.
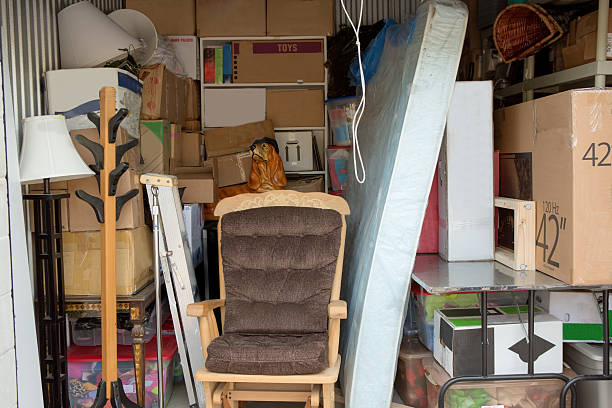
131, 306, 146, 407
528, 290, 535, 375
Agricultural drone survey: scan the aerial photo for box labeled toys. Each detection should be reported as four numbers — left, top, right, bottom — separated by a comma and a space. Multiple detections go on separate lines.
494, 89, 612, 284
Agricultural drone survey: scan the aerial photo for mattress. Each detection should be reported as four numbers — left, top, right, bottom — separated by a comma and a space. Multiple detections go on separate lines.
340, 1, 468, 407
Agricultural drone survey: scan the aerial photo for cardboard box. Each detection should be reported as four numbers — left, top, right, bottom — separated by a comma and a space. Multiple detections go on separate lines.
177, 172, 216, 203
439, 81, 494, 261
27, 183, 69, 232
183, 204, 204, 267
576, 9, 612, 39
204, 88, 266, 128
126, 0, 195, 35
275, 131, 313, 172
266, 89, 325, 127
267, 0, 334, 36
140, 120, 171, 174
494, 89, 612, 284
232, 40, 324, 83
170, 123, 182, 163
44, 68, 142, 139
63, 226, 153, 296
139, 64, 188, 125
214, 152, 252, 188
433, 307, 562, 377
563, 10, 612, 69
196, 0, 266, 37
286, 176, 324, 193
70, 127, 139, 169
536, 291, 612, 342
181, 132, 204, 167
166, 36, 199, 80
184, 120, 201, 132
67, 169, 145, 232
204, 120, 274, 158
186, 79, 201, 120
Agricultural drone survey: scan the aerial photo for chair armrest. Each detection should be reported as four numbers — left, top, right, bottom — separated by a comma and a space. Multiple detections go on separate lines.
328, 300, 347, 319
186, 299, 225, 317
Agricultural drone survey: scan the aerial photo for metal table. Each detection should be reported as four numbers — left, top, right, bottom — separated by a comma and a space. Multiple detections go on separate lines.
411, 255, 612, 408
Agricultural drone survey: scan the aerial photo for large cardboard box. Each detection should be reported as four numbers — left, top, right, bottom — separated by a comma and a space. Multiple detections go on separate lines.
67, 169, 145, 232
434, 307, 563, 376
166, 36, 199, 80
70, 128, 139, 169
196, 0, 266, 37
266, 89, 325, 127
62, 226, 153, 296
204, 120, 274, 158
203, 88, 266, 128
181, 132, 204, 167
267, 0, 334, 36
140, 120, 171, 174
186, 78, 201, 120
494, 89, 612, 285
536, 291, 612, 342
232, 40, 324, 83
139, 64, 187, 125
562, 10, 612, 69
177, 172, 216, 203
126, 0, 195, 35
439, 81, 494, 261
214, 152, 252, 188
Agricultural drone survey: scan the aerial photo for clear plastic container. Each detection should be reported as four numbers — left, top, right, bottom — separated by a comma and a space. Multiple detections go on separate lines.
424, 359, 574, 408
328, 146, 350, 192
395, 336, 433, 408
326, 96, 359, 146
68, 335, 177, 408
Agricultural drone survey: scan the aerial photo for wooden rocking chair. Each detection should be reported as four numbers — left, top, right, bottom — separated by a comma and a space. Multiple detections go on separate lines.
187, 190, 350, 408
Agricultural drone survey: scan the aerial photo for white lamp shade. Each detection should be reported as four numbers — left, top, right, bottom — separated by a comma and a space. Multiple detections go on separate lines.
109, 9, 158, 66
58, 1, 143, 68
19, 115, 94, 184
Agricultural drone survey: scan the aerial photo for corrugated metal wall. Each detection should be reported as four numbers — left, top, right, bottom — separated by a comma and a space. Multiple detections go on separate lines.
0, 0, 124, 141
336, 0, 423, 28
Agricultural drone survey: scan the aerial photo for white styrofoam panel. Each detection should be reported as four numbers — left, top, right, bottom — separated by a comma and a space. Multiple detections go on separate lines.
340, 1, 468, 407
438, 81, 494, 261
204, 88, 266, 128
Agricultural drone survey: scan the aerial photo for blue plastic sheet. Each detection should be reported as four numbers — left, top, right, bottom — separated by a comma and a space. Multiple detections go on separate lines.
349, 19, 397, 87
339, 2, 468, 407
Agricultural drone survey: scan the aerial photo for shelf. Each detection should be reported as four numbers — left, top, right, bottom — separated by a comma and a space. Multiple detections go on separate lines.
200, 36, 326, 41
275, 127, 326, 131
495, 61, 612, 98
202, 82, 325, 88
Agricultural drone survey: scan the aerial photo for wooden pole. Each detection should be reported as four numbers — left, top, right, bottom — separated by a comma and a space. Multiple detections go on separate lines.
100, 86, 118, 398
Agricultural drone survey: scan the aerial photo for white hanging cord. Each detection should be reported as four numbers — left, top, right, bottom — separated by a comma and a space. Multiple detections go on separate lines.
340, 0, 367, 184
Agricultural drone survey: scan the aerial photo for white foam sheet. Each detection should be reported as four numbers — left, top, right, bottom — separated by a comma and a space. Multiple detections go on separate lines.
340, 2, 467, 407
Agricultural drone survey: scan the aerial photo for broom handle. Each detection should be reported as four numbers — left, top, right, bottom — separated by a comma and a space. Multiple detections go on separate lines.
100, 86, 118, 398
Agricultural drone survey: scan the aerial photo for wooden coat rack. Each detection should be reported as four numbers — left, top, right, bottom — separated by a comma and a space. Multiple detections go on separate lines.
74, 87, 141, 407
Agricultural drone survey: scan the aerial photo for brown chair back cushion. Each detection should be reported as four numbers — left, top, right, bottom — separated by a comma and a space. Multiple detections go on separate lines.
220, 206, 342, 335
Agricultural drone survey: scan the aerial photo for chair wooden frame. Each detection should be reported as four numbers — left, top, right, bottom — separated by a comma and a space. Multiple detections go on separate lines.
187, 191, 350, 408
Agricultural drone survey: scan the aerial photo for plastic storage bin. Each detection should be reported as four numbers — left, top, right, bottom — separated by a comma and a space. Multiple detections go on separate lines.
395, 336, 433, 408
68, 335, 177, 408
326, 96, 359, 146
424, 359, 574, 408
327, 146, 350, 193
564, 343, 612, 407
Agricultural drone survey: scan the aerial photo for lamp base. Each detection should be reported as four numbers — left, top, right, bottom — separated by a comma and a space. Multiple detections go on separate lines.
91, 379, 142, 408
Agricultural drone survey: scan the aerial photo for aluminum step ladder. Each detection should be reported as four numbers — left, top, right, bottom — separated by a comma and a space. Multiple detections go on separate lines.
141, 174, 206, 408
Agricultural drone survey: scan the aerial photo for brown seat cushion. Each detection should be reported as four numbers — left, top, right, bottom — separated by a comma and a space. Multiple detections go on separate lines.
220, 206, 342, 335
206, 333, 328, 375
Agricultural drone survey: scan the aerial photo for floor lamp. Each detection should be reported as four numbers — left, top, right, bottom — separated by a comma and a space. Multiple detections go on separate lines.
20, 115, 94, 407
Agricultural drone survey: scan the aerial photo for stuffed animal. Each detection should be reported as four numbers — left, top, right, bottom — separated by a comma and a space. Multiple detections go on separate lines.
247, 137, 287, 192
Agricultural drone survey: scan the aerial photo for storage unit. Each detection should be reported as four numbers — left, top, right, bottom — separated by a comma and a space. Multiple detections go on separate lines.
200, 36, 329, 188
67, 335, 177, 408
564, 343, 612, 407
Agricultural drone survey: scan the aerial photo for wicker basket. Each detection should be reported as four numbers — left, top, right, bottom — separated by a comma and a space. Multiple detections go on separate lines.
494, 3, 564, 63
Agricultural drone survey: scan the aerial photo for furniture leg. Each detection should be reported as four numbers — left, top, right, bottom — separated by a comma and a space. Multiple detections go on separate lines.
130, 306, 146, 407
528, 290, 535, 375
481, 290, 488, 376
204, 382, 220, 408
322, 384, 334, 408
